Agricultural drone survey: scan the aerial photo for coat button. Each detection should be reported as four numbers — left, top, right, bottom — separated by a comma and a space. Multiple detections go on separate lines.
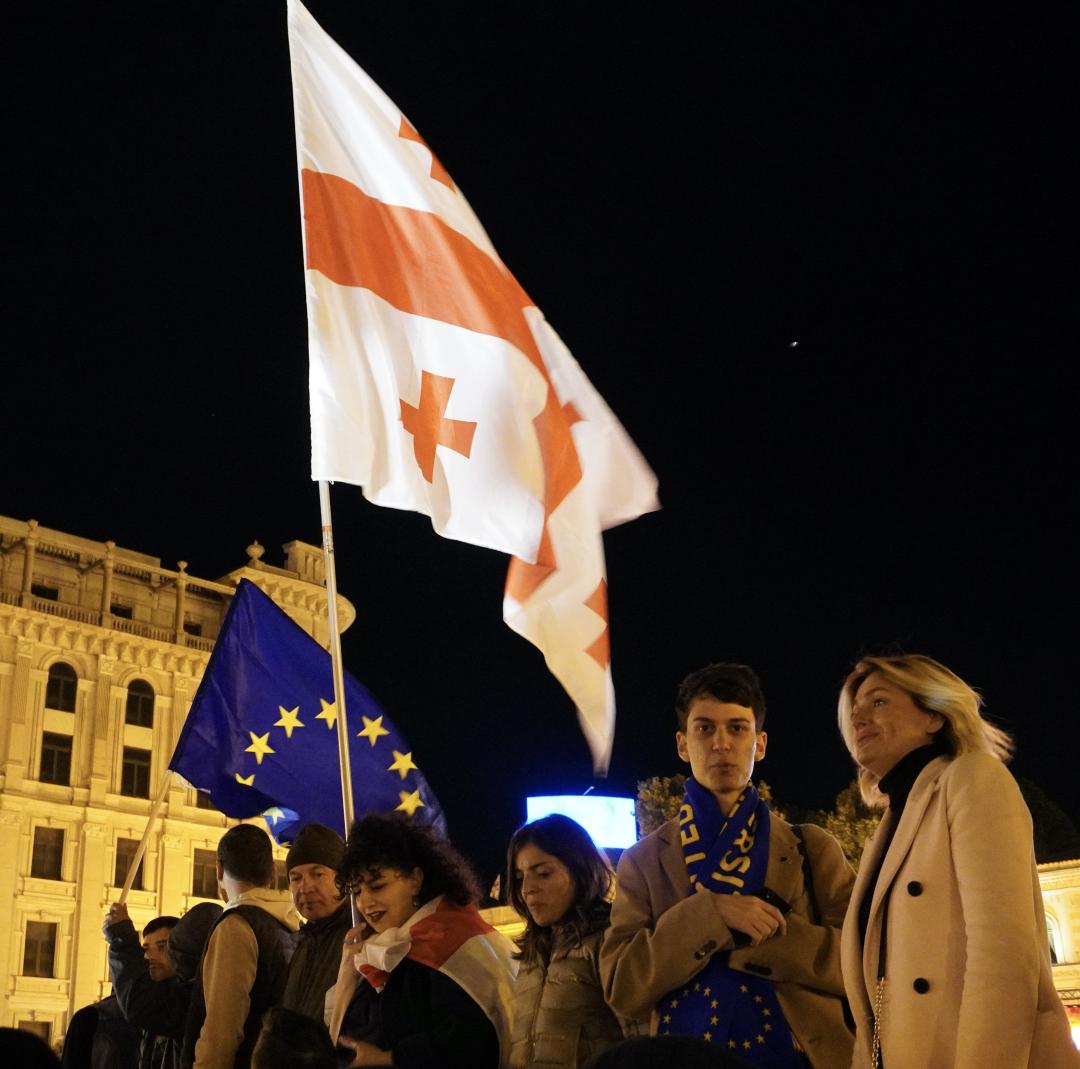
694, 940, 717, 960
907, 881, 923, 896
913, 977, 930, 994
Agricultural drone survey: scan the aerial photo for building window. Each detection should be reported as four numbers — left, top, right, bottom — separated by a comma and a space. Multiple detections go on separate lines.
1047, 914, 1063, 965
45, 662, 78, 712
195, 791, 217, 811
183, 621, 203, 637
114, 838, 143, 891
125, 680, 155, 728
192, 849, 219, 899
110, 602, 133, 619
22, 921, 57, 977
40, 732, 73, 786
31, 582, 59, 601
31, 827, 64, 880
18, 1021, 50, 1044
120, 748, 152, 798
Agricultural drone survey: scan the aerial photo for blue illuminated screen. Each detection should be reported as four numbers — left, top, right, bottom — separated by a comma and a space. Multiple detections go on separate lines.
525, 795, 637, 849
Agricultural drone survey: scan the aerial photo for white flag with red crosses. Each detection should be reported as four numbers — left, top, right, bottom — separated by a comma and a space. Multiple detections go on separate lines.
288, 0, 658, 771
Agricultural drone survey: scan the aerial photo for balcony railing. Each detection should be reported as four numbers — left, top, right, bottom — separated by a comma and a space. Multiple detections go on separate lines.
0, 592, 217, 649
31, 598, 101, 626
111, 617, 177, 644
183, 634, 216, 653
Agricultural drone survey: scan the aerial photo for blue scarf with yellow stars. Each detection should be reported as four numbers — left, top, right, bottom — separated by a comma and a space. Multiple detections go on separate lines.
657, 778, 805, 1067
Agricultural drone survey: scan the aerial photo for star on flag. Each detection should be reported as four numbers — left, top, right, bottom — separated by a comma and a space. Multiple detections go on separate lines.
245, 731, 275, 764
387, 751, 418, 779
274, 706, 304, 737
315, 698, 338, 729
395, 789, 425, 817
358, 715, 390, 746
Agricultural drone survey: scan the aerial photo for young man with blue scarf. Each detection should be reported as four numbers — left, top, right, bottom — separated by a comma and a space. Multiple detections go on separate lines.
600, 664, 855, 1069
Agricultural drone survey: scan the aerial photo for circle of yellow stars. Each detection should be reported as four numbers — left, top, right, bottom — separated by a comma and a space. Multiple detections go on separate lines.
227, 698, 426, 817
661, 980, 773, 1049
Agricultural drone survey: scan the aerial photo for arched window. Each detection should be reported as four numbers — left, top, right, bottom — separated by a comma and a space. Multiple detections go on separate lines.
1047, 913, 1063, 965
45, 663, 77, 713
125, 680, 155, 728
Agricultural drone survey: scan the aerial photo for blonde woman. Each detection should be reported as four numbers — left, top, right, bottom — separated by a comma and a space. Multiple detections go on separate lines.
837, 653, 1075, 1069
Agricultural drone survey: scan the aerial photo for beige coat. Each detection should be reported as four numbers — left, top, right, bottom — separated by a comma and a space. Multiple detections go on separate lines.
600, 813, 855, 1069
841, 752, 1077, 1069
508, 927, 625, 1069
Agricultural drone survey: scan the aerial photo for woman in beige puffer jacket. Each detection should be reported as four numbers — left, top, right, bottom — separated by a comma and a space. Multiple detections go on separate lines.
506, 815, 630, 1069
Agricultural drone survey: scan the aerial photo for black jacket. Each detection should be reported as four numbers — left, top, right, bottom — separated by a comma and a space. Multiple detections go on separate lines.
105, 920, 189, 1069
282, 901, 351, 1023
339, 958, 498, 1068
61, 997, 140, 1069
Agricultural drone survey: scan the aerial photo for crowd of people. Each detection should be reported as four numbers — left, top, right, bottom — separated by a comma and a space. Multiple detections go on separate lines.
8, 653, 1075, 1068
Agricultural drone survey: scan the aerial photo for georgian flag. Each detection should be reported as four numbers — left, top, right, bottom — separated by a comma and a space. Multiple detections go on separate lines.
288, 0, 659, 771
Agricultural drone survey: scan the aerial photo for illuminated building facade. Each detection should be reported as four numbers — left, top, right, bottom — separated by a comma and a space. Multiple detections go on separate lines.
0, 514, 354, 1047
1040, 859, 1080, 1044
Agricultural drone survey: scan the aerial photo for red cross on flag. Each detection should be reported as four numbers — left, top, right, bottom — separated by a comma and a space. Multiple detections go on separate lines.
288, 0, 659, 772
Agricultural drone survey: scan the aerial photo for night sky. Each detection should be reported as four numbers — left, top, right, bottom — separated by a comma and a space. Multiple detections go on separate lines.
7, 4, 1071, 884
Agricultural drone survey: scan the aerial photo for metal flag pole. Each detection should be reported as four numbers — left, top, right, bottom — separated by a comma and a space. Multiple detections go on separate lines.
119, 770, 174, 904
318, 481, 358, 841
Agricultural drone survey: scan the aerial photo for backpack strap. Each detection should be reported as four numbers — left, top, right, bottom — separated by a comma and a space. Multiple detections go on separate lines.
791, 825, 819, 923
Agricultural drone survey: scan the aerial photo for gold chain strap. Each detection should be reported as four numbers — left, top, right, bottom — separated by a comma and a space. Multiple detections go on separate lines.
870, 976, 886, 1069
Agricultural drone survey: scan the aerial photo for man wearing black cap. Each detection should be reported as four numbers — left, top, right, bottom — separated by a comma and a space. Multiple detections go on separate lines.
280, 823, 351, 1025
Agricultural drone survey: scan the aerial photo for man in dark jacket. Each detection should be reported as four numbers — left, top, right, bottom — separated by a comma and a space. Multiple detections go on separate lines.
280, 823, 350, 1025
104, 904, 222, 1069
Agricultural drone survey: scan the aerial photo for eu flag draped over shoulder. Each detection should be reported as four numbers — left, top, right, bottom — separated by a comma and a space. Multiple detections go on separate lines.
169, 578, 445, 844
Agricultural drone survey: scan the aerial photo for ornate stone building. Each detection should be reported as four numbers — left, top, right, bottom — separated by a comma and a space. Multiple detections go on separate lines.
1040, 859, 1080, 1044
0, 514, 354, 1047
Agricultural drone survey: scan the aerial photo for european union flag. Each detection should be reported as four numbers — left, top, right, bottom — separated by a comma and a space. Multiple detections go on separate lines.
169, 578, 446, 844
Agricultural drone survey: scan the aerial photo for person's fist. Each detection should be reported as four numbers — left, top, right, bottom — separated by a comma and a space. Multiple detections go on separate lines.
102, 901, 130, 936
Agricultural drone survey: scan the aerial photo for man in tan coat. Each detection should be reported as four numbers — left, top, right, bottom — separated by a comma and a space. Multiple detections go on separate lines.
182, 824, 300, 1069
600, 663, 855, 1069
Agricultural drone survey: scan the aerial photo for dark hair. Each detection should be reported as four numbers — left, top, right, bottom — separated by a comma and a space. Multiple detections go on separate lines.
0, 1026, 61, 1068
217, 824, 275, 887
166, 902, 223, 982
675, 663, 766, 732
336, 813, 480, 906
142, 915, 179, 938
507, 814, 613, 968
251, 1007, 335, 1069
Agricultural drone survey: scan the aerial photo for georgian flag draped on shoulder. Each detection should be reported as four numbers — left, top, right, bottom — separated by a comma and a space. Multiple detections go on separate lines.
287, 0, 659, 772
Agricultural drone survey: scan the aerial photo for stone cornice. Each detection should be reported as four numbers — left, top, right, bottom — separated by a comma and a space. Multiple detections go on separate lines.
0, 604, 211, 675
219, 566, 355, 632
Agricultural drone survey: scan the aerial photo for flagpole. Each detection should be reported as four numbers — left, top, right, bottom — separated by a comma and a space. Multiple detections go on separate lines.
318, 481, 357, 840
119, 770, 173, 904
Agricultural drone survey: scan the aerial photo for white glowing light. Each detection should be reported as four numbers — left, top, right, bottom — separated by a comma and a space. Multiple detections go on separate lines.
525, 794, 637, 848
